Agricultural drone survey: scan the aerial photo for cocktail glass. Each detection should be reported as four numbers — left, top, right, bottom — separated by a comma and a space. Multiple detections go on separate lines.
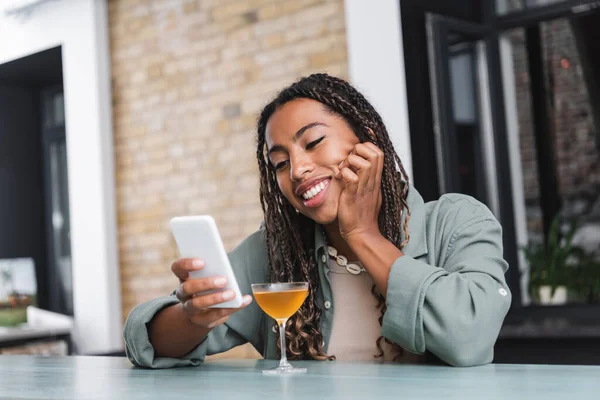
251, 282, 309, 375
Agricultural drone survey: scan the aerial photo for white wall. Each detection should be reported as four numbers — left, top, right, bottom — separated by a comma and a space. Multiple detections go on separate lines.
344, 0, 413, 182
0, 0, 122, 354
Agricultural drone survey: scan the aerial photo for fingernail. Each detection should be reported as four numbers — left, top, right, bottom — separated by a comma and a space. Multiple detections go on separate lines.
222, 291, 234, 300
243, 295, 252, 305
214, 277, 227, 287
192, 260, 204, 268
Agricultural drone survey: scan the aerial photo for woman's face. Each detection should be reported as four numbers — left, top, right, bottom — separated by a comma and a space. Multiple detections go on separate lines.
265, 98, 359, 225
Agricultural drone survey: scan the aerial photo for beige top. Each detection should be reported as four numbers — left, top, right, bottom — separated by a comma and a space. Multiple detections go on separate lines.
326, 257, 426, 363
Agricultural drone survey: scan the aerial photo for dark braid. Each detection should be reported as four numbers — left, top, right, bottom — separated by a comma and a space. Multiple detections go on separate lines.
256, 73, 411, 361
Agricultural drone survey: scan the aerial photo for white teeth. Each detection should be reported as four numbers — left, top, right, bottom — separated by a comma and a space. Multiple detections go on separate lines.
302, 181, 326, 201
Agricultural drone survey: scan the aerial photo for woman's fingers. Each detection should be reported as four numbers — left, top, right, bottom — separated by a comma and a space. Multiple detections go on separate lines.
175, 276, 228, 302
185, 295, 253, 328
355, 143, 384, 191
340, 166, 359, 194
181, 289, 235, 312
344, 154, 371, 192
363, 143, 384, 190
171, 255, 254, 329
171, 258, 204, 283
338, 143, 384, 192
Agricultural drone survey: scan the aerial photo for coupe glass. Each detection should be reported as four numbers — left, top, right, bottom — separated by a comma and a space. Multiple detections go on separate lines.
251, 282, 309, 375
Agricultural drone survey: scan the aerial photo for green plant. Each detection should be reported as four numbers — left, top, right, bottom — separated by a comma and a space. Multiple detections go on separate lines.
522, 215, 575, 302
523, 215, 600, 303
568, 246, 600, 303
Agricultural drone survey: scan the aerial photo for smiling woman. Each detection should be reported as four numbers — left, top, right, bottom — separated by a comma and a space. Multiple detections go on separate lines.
265, 99, 371, 222
123, 73, 512, 368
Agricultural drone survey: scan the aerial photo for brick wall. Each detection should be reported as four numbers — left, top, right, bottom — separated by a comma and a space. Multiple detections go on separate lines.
108, 0, 348, 356
543, 20, 599, 199
510, 19, 598, 237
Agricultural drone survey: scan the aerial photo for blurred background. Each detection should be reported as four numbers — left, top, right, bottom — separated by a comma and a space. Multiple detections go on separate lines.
1, 0, 599, 364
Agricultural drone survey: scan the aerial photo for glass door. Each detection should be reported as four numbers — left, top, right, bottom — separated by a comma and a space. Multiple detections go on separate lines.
498, 8, 600, 306
41, 87, 73, 316
426, 15, 499, 214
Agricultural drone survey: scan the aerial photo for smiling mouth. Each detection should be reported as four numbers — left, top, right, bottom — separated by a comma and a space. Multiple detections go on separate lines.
299, 179, 331, 208
301, 181, 326, 200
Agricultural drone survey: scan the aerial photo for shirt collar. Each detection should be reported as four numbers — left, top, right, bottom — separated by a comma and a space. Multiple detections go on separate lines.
401, 184, 428, 258
313, 184, 428, 259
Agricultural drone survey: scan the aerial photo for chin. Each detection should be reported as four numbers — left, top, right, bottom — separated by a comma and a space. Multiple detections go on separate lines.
302, 208, 337, 225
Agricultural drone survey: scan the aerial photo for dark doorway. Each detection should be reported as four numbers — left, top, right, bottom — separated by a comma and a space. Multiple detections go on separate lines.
0, 47, 73, 316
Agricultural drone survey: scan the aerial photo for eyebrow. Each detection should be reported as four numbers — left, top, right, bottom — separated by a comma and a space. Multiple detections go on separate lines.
268, 122, 329, 156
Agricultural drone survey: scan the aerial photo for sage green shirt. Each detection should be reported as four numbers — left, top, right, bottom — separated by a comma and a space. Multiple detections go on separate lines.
123, 186, 511, 368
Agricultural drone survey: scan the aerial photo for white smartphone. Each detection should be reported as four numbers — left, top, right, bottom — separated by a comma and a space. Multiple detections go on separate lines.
169, 215, 244, 308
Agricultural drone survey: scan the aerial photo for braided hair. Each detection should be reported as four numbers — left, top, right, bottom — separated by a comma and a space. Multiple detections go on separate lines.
256, 73, 411, 360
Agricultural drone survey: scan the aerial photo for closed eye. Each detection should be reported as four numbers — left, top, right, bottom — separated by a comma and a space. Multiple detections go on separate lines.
274, 160, 289, 170
306, 136, 326, 150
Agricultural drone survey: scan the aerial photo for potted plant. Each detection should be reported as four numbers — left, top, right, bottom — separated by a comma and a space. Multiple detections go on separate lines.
567, 245, 600, 304
522, 214, 600, 305
522, 215, 577, 305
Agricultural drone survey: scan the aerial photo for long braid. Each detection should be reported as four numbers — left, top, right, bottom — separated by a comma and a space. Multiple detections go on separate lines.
256, 73, 411, 360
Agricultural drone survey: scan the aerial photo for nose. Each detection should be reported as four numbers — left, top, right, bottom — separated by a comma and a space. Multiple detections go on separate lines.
290, 152, 314, 182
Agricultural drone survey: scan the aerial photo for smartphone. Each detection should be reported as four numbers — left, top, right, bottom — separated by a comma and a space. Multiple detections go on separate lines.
169, 215, 244, 308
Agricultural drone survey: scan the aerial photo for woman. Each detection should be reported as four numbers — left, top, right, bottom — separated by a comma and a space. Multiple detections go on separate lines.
124, 73, 511, 369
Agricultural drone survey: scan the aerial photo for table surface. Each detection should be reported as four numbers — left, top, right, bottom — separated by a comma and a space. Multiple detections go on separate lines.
0, 325, 71, 343
1, 356, 599, 399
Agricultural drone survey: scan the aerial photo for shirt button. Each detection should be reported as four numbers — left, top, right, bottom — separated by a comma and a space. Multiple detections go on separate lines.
324, 301, 331, 310
321, 254, 327, 263
499, 288, 508, 296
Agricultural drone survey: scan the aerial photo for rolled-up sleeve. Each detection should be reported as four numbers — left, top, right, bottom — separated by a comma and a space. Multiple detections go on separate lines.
381, 217, 511, 367
123, 227, 269, 369
123, 295, 247, 369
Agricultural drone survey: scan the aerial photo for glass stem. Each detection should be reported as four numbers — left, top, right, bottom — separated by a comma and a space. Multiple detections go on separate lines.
278, 319, 290, 368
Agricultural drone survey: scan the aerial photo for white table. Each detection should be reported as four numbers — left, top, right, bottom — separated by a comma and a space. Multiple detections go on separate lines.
0, 356, 599, 399
0, 307, 73, 353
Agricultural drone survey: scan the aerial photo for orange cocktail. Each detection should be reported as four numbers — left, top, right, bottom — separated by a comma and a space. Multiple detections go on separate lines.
252, 288, 308, 321
251, 282, 309, 375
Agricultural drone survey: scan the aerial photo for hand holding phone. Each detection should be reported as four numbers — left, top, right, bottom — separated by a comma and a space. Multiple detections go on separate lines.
169, 216, 252, 328
170, 258, 252, 329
